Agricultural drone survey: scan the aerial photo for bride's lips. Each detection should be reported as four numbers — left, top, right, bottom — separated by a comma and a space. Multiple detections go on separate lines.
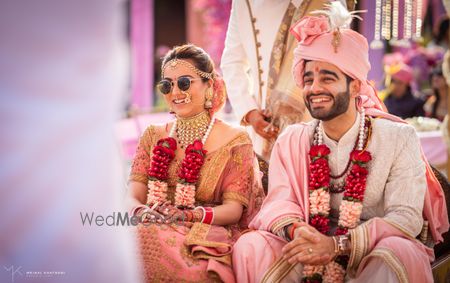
172, 98, 188, 105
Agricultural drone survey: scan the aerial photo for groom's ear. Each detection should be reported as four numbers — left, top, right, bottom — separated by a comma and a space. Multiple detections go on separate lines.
349, 80, 362, 98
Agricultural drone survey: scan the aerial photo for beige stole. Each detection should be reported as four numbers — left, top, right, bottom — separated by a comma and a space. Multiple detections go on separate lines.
262, 0, 333, 158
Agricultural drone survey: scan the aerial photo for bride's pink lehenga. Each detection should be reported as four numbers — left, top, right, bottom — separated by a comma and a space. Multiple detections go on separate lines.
129, 125, 265, 282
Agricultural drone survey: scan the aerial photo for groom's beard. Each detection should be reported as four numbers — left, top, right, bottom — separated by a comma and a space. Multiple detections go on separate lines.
304, 90, 350, 121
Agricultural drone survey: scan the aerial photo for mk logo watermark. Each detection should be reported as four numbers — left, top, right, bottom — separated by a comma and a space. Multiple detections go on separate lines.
3, 265, 22, 282
3, 265, 65, 281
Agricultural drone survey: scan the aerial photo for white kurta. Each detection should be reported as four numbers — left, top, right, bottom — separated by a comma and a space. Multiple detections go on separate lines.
221, 0, 303, 155
307, 114, 426, 237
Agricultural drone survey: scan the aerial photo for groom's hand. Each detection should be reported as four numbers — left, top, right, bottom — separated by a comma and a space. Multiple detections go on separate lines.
281, 222, 335, 265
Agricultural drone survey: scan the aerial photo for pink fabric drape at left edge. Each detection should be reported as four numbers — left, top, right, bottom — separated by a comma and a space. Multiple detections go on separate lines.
131, 0, 153, 109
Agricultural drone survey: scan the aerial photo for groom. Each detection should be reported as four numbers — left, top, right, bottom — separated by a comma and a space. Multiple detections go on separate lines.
232, 3, 448, 283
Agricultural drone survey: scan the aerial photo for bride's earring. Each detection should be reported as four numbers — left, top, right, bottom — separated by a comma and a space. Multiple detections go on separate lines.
204, 88, 213, 109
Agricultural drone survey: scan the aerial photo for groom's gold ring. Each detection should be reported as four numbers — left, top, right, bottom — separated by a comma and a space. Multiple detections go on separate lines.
308, 248, 313, 254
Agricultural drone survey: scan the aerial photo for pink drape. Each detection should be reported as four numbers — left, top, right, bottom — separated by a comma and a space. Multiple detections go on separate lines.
131, 0, 153, 109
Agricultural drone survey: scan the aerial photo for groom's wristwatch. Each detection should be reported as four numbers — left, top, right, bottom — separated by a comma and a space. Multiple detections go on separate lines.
333, 234, 351, 256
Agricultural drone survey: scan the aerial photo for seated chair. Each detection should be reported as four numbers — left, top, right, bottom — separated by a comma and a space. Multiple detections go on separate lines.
256, 155, 450, 282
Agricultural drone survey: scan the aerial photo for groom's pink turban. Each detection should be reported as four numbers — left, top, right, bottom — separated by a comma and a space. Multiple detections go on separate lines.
290, 16, 386, 113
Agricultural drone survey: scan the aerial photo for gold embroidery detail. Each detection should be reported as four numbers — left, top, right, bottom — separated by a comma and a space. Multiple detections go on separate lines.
223, 192, 250, 207
139, 127, 251, 205
129, 173, 148, 184
270, 216, 303, 235
261, 257, 296, 283
180, 244, 200, 267
232, 152, 243, 167
366, 248, 409, 283
193, 252, 232, 266
196, 133, 251, 202
348, 221, 370, 277
136, 223, 213, 282
136, 224, 187, 281
383, 219, 416, 239
184, 223, 231, 248
128, 125, 157, 185
165, 235, 177, 247
184, 223, 233, 266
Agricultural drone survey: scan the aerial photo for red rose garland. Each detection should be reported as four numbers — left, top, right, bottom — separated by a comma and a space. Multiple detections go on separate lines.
178, 140, 207, 184
308, 144, 332, 234
148, 138, 177, 181
146, 118, 214, 209
302, 117, 372, 283
175, 140, 207, 208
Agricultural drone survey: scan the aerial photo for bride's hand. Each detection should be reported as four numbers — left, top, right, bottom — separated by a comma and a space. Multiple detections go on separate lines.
139, 209, 165, 224
138, 202, 168, 224
157, 202, 185, 224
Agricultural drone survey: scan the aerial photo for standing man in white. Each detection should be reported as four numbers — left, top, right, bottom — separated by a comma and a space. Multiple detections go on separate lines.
221, 0, 336, 159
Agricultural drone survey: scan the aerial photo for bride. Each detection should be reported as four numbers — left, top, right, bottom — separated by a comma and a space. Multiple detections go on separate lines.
126, 44, 265, 282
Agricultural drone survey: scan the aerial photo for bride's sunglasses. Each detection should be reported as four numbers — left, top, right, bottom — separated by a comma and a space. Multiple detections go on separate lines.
157, 76, 202, 95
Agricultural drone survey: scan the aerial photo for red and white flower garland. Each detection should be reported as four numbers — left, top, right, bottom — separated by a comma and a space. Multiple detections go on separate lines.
303, 109, 372, 283
146, 117, 215, 208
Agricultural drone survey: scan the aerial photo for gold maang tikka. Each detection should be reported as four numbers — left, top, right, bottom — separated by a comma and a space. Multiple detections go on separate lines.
162, 58, 213, 80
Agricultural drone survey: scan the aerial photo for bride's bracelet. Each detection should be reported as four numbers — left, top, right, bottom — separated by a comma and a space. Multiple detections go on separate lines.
181, 210, 195, 222
192, 208, 204, 222
203, 207, 214, 224
194, 206, 214, 224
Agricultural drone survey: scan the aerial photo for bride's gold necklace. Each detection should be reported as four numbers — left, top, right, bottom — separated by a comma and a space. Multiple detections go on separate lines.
176, 111, 211, 149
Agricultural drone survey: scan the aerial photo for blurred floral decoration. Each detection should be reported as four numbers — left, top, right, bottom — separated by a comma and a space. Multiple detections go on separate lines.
383, 45, 445, 90
193, 0, 232, 72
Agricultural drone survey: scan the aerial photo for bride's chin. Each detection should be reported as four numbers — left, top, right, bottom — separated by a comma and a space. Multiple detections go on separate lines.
172, 108, 191, 117
171, 103, 188, 111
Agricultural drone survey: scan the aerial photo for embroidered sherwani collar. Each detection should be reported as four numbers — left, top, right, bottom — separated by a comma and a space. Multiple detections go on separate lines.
322, 112, 360, 147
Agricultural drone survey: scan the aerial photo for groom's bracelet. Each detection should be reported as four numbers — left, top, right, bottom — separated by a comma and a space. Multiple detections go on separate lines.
278, 223, 300, 242
279, 226, 290, 241
288, 222, 302, 241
